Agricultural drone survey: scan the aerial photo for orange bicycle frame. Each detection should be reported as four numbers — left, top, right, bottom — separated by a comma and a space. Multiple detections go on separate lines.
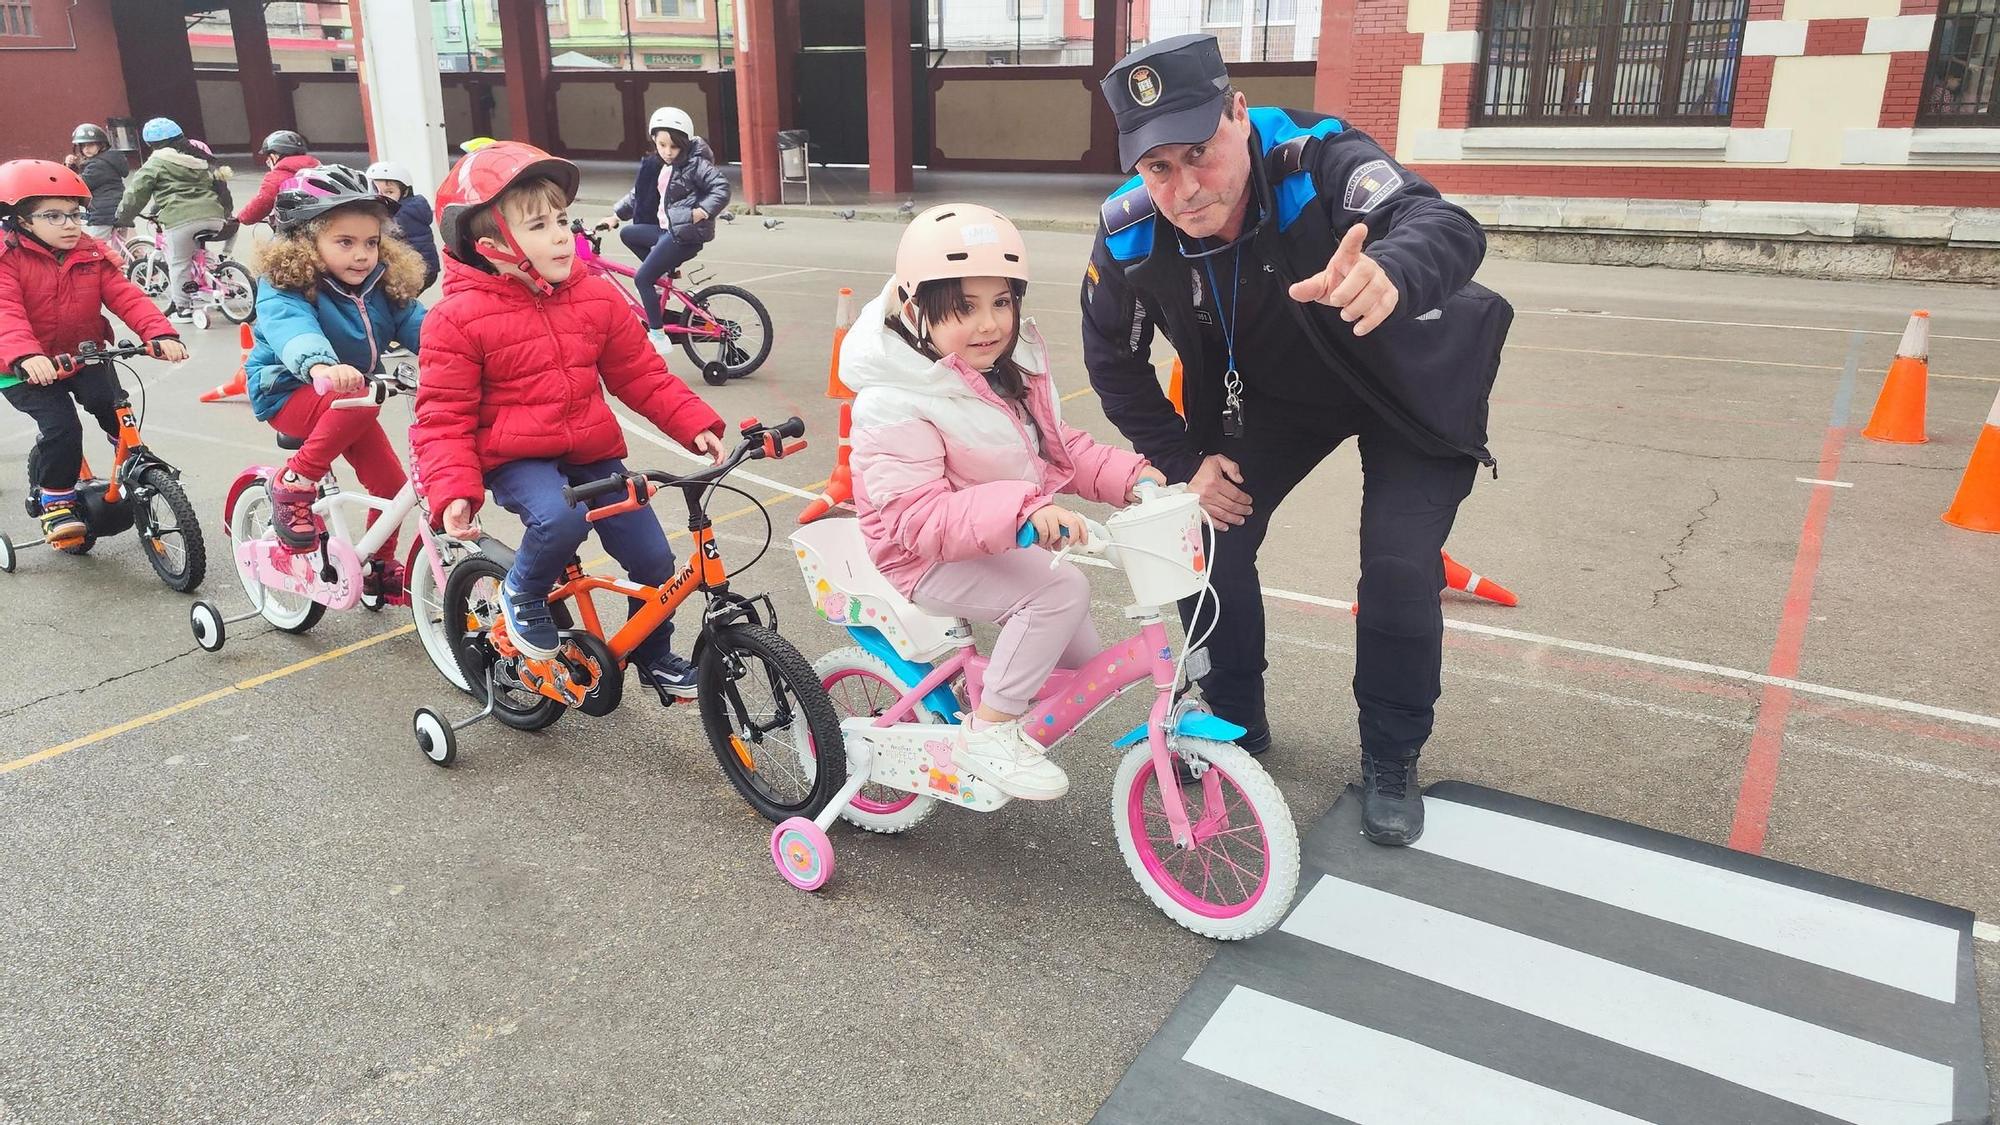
545, 521, 730, 665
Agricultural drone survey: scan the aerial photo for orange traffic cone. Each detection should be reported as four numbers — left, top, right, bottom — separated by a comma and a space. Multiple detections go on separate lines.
1942, 386, 2000, 534
200, 323, 253, 403
1351, 550, 1518, 614
1862, 310, 1929, 444
799, 402, 854, 525
825, 287, 856, 401
1167, 358, 1184, 416
1442, 550, 1518, 606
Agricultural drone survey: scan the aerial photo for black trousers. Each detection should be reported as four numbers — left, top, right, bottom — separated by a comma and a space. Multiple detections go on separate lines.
1180, 392, 1476, 762
2, 362, 122, 492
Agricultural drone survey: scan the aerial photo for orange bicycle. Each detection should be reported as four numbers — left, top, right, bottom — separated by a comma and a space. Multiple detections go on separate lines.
414, 417, 850, 824
0, 340, 205, 590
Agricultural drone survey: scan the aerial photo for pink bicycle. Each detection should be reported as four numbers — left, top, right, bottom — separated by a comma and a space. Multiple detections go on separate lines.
781, 483, 1300, 940
126, 220, 254, 331
572, 220, 773, 385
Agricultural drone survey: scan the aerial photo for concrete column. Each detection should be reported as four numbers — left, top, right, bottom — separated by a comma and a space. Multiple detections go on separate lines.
108, 0, 205, 139
495, 0, 554, 147
774, 0, 801, 129
864, 0, 913, 196
355, 0, 451, 198
1088, 0, 1133, 173
734, 0, 782, 207
226, 0, 285, 146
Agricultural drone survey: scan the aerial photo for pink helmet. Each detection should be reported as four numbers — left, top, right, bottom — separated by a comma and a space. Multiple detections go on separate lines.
892, 203, 1029, 329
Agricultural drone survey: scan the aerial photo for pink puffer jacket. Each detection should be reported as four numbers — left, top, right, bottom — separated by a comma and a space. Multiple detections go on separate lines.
846, 282, 1149, 598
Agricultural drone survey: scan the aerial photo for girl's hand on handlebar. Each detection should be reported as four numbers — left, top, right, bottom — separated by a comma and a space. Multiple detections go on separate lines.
312, 363, 365, 394
150, 339, 189, 363
20, 355, 59, 385
1127, 465, 1168, 504
692, 429, 726, 465
1029, 504, 1090, 547
595, 217, 620, 231
442, 499, 482, 541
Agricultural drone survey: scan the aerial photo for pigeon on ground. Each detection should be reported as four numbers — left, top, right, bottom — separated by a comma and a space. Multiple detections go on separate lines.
897, 200, 916, 216
837, 208, 857, 220
763, 218, 784, 230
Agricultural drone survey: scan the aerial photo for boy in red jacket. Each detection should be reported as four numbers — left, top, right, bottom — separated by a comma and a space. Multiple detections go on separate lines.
0, 161, 186, 548
412, 142, 725, 698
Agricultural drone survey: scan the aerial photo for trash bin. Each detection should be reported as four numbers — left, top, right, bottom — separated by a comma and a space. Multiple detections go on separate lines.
778, 130, 809, 181
106, 116, 139, 154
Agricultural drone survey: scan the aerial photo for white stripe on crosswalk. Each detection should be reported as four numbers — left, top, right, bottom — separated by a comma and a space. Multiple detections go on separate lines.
1185, 986, 1656, 1125
1415, 799, 1961, 1002
1282, 878, 1956, 1125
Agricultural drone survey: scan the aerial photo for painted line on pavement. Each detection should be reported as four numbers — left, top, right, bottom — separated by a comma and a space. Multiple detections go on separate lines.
1525, 308, 2000, 344
1796, 477, 1854, 488
1730, 332, 1860, 854
0, 490, 811, 776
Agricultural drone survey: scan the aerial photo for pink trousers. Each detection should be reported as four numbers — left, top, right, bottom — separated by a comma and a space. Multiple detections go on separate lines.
912, 547, 1101, 715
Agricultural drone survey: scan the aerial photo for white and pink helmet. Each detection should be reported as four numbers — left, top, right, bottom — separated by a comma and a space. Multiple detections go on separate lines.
892, 203, 1030, 333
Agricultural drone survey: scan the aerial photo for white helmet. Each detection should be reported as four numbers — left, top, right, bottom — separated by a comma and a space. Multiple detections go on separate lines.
364, 159, 413, 191
648, 106, 695, 140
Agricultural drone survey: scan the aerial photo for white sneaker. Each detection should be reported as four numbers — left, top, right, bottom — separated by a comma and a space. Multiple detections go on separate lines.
647, 328, 671, 351
955, 720, 1069, 801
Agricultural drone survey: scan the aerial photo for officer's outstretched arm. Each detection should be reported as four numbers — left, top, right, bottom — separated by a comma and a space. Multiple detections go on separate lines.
1080, 242, 1201, 484
1315, 132, 1486, 323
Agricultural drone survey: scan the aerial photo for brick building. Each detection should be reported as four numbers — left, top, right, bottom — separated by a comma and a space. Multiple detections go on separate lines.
1322, 0, 1999, 274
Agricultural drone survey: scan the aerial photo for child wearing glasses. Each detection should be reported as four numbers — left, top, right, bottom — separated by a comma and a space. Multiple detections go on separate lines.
0, 160, 185, 547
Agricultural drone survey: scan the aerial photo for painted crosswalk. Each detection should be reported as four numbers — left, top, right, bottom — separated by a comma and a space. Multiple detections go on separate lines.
1095, 783, 1989, 1125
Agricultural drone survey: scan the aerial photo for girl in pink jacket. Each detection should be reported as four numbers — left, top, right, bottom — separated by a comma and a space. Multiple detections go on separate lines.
848, 204, 1166, 802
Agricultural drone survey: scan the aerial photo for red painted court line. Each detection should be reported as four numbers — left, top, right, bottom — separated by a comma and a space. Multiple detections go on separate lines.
1728, 422, 1849, 854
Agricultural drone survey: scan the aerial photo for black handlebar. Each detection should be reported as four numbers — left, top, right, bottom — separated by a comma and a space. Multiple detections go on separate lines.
560, 416, 807, 509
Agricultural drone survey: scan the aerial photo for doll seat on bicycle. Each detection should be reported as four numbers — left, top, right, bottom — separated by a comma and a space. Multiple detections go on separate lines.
791, 519, 962, 664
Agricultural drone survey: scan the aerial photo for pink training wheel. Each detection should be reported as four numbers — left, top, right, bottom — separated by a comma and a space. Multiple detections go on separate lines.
771, 817, 834, 892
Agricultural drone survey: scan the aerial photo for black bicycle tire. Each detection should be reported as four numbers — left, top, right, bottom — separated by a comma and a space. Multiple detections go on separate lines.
442, 554, 565, 732
698, 623, 847, 823
136, 466, 206, 592
678, 284, 774, 378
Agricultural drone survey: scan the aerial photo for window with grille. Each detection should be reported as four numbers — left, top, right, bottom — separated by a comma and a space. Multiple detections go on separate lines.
1921, 0, 1998, 123
1478, 0, 1750, 124
0, 1, 36, 37
640, 0, 699, 17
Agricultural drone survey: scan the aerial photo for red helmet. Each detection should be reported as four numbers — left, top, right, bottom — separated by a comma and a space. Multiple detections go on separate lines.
0, 160, 91, 210
435, 141, 579, 293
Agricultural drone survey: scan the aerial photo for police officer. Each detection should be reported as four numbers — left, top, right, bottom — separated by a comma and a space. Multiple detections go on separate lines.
1082, 35, 1511, 845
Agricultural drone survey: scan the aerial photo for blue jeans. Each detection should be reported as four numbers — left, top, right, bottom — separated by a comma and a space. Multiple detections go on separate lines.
487, 457, 680, 665
619, 223, 700, 330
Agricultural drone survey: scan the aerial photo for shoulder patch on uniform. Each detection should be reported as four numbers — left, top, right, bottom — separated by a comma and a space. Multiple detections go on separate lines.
1101, 181, 1155, 237
1343, 159, 1404, 214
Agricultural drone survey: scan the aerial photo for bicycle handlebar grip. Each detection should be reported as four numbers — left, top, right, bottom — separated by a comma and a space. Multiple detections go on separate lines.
1016, 523, 1038, 548
561, 475, 627, 509
776, 416, 806, 440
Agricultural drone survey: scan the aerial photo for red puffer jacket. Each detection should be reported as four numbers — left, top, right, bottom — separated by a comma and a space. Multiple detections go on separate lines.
412, 254, 725, 515
234, 153, 319, 225
0, 231, 176, 386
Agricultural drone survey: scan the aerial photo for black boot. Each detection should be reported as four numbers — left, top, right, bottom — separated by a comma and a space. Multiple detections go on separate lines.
1360, 754, 1423, 846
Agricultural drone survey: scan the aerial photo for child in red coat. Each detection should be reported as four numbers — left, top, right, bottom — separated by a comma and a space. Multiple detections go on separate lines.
412, 142, 724, 698
0, 161, 185, 548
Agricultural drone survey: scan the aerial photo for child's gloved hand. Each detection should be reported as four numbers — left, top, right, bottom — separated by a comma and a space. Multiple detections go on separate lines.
1029, 504, 1090, 547
1127, 465, 1168, 504
441, 499, 481, 541
150, 339, 189, 363
693, 430, 725, 465
19, 355, 59, 386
